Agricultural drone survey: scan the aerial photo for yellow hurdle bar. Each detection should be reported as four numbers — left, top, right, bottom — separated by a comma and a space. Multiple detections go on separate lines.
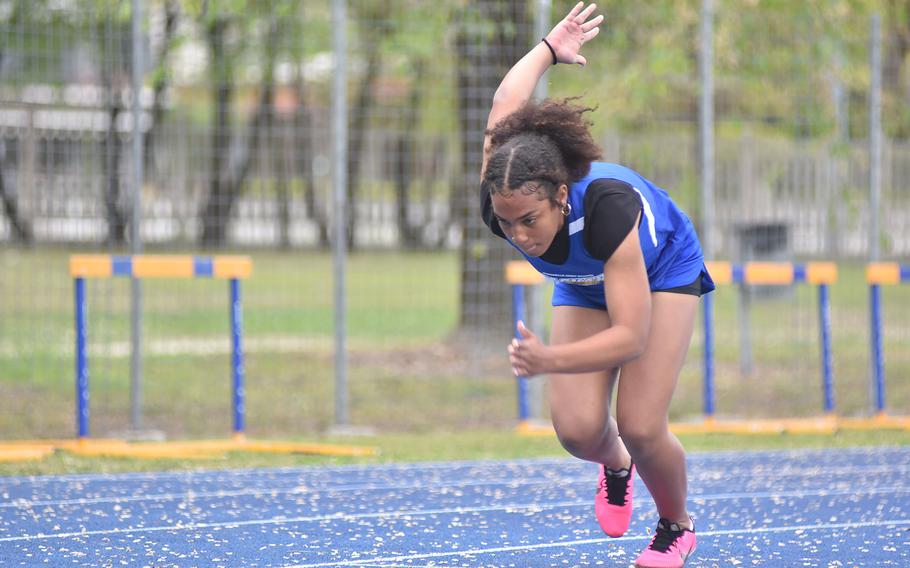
69, 255, 252, 279
705, 261, 732, 284
214, 256, 253, 279
505, 260, 545, 285
706, 261, 837, 285
69, 255, 114, 278
866, 262, 901, 284
744, 262, 795, 285
806, 262, 838, 284
133, 255, 195, 278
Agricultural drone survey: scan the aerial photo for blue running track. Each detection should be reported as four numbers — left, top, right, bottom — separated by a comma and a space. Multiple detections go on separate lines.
1, 446, 908, 566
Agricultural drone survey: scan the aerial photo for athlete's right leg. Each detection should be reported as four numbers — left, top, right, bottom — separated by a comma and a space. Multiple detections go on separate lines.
547, 305, 627, 466
547, 305, 634, 537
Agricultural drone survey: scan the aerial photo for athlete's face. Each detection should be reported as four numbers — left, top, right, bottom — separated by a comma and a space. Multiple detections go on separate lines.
490, 184, 568, 257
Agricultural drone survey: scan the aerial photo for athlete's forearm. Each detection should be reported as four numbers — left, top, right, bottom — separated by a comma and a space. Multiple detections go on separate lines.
488, 43, 553, 125
546, 326, 646, 374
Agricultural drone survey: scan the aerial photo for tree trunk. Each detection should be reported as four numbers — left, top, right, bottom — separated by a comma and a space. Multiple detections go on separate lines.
0, 47, 31, 243
345, 45, 383, 250
433, 139, 449, 249
294, 0, 328, 248
294, 94, 328, 247
226, 81, 274, 219
275, 115, 292, 249
98, 10, 128, 247
0, 141, 32, 243
884, 1, 910, 137
394, 59, 425, 248
201, 15, 283, 247
200, 16, 233, 246
95, 13, 128, 246
102, 95, 127, 245
455, 1, 531, 336
143, 0, 179, 171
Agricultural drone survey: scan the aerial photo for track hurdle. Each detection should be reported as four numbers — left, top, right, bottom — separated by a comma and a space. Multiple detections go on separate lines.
69, 255, 252, 441
688, 261, 839, 434
506, 260, 841, 434
859, 263, 910, 428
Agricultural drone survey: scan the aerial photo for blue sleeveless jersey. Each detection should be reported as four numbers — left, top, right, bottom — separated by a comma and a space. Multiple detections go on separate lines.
507, 162, 715, 300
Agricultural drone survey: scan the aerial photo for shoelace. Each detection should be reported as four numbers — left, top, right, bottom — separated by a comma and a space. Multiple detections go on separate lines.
602, 466, 631, 506
648, 519, 686, 552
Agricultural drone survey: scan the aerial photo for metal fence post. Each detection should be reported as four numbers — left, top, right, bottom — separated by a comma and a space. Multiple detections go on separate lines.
869, 14, 882, 263
332, 0, 350, 430
533, 0, 551, 103
868, 14, 883, 415
129, 0, 146, 436
527, 0, 552, 428
699, 0, 715, 261
702, 292, 715, 419
699, 0, 717, 408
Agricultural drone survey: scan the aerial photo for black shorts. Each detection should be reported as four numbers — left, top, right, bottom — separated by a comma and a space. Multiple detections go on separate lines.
655, 274, 704, 297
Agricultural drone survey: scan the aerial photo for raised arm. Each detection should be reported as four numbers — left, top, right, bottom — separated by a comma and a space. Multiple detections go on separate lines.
480, 2, 604, 177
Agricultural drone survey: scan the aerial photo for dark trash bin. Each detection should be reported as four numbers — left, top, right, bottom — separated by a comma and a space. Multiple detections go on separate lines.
732, 222, 792, 376
735, 222, 792, 299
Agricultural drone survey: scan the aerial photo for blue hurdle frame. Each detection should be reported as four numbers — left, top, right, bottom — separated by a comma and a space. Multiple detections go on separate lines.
510, 283, 531, 423
866, 263, 910, 417
230, 278, 246, 435
701, 262, 837, 420
71, 255, 250, 440
74, 277, 90, 438
504, 261, 547, 427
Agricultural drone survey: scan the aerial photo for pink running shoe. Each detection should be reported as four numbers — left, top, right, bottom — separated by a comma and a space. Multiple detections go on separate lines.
595, 462, 635, 537
634, 517, 697, 568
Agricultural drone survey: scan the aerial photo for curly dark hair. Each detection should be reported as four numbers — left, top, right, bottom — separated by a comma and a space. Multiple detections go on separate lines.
482, 97, 602, 203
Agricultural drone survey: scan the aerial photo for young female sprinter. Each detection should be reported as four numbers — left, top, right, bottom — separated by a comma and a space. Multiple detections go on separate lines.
480, 3, 714, 566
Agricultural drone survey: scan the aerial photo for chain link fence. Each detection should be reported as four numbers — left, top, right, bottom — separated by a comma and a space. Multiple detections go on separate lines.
1, 0, 908, 440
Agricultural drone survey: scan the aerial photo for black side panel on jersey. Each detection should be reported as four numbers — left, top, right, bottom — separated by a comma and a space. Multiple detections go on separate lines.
582, 179, 643, 261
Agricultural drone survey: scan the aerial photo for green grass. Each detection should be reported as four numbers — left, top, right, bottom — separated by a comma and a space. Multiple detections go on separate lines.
2, 248, 910, 444
2, 428, 908, 477
0, 249, 459, 342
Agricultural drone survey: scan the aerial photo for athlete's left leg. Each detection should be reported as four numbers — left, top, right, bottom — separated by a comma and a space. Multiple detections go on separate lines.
615, 291, 698, 526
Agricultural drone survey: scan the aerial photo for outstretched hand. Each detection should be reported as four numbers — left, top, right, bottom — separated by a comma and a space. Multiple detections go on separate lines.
545, 2, 604, 66
508, 320, 551, 377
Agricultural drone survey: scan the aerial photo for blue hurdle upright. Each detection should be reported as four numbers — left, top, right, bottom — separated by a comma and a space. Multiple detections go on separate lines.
505, 261, 550, 434
853, 263, 910, 430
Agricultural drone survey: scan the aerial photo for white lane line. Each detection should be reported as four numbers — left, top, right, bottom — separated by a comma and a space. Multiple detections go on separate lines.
284, 518, 910, 567
4, 463, 910, 510
1, 485, 908, 543
0, 457, 573, 485
4, 445, 906, 485
0, 502, 562, 542
333, 565, 434, 568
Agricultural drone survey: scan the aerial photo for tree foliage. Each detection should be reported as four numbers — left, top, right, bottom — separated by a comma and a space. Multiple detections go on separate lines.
537, 0, 910, 139
4, 0, 910, 251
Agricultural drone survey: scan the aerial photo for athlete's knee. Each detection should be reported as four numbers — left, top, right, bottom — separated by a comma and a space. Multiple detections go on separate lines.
616, 414, 669, 456
553, 415, 618, 461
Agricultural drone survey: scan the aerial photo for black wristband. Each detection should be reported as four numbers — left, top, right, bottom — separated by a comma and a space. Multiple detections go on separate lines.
541, 38, 557, 65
